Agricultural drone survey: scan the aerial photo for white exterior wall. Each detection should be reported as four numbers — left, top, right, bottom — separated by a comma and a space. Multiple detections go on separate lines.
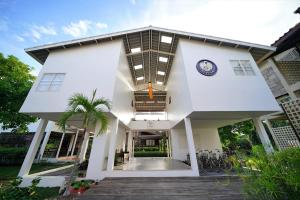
111, 43, 134, 125
179, 39, 280, 112
20, 40, 123, 114
166, 44, 193, 127
171, 121, 222, 161
115, 125, 126, 151
170, 128, 188, 161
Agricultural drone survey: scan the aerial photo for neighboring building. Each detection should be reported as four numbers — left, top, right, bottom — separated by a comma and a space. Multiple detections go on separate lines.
18, 26, 280, 186
258, 21, 300, 150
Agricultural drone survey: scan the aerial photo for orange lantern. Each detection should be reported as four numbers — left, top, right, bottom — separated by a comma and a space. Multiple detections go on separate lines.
148, 82, 153, 99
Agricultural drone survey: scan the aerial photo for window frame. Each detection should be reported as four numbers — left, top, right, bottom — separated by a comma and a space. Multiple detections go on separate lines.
36, 73, 66, 92
230, 60, 256, 76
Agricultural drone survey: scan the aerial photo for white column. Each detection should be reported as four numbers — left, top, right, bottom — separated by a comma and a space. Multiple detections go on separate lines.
18, 119, 48, 176
66, 135, 75, 156
128, 131, 133, 158
132, 135, 135, 158
184, 117, 199, 176
37, 121, 54, 160
107, 118, 119, 171
56, 132, 65, 158
253, 118, 274, 153
71, 129, 79, 156
168, 131, 172, 158
79, 130, 90, 163
86, 120, 109, 180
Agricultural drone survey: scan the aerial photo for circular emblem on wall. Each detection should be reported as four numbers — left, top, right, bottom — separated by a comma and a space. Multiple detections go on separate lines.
196, 59, 217, 76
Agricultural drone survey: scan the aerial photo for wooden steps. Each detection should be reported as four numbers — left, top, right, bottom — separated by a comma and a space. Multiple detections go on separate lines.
77, 176, 244, 200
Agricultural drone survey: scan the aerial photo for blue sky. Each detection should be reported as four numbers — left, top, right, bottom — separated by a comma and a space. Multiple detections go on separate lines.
0, 0, 299, 75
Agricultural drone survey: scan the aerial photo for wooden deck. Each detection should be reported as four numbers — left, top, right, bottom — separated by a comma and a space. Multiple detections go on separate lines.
76, 176, 244, 200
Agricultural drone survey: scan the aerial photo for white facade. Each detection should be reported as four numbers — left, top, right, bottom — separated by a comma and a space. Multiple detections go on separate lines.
18, 26, 280, 186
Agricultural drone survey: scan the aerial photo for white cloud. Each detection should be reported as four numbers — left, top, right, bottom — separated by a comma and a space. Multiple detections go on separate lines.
62, 20, 108, 37
96, 22, 108, 29
119, 0, 299, 45
15, 35, 24, 42
33, 25, 56, 35
25, 24, 57, 41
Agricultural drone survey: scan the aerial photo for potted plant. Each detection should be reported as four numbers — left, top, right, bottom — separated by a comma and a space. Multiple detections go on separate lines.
69, 180, 90, 194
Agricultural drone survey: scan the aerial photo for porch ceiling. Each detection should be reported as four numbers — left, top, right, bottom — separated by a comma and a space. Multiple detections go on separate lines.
134, 91, 167, 112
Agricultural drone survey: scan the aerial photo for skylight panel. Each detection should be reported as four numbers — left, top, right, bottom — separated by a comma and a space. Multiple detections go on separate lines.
134, 64, 143, 70
131, 47, 141, 53
159, 56, 168, 63
157, 81, 163, 85
157, 71, 165, 75
161, 35, 172, 44
137, 76, 144, 81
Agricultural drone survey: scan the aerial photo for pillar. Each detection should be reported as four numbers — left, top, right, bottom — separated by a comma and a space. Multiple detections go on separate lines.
168, 131, 172, 158
18, 119, 48, 176
79, 130, 90, 163
37, 121, 54, 160
107, 118, 119, 171
86, 120, 109, 180
184, 117, 199, 176
253, 118, 274, 153
128, 131, 133, 158
71, 129, 79, 156
66, 135, 75, 156
56, 132, 65, 158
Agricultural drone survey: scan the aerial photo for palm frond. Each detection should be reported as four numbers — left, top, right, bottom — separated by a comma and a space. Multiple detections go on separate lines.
58, 89, 110, 135
90, 89, 97, 104
92, 111, 109, 135
92, 98, 112, 111
57, 110, 76, 132
69, 93, 92, 112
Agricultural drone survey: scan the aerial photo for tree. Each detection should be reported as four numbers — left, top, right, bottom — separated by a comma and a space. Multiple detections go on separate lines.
0, 53, 36, 133
218, 120, 261, 152
58, 89, 111, 196
58, 89, 111, 162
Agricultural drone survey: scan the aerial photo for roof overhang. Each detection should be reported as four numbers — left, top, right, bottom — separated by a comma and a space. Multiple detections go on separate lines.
26, 26, 276, 65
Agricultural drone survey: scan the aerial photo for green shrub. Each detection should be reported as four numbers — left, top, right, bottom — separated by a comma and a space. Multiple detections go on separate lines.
236, 146, 300, 200
134, 146, 160, 152
0, 147, 28, 165
134, 151, 167, 157
0, 177, 59, 200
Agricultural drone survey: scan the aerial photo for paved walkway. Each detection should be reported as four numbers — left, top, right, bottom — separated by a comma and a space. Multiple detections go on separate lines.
114, 157, 191, 170
76, 176, 244, 200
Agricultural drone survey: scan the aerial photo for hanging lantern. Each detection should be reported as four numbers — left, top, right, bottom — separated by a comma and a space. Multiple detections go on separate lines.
148, 81, 153, 99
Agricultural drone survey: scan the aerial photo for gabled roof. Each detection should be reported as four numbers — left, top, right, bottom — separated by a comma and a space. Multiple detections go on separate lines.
26, 26, 275, 65
25, 26, 276, 91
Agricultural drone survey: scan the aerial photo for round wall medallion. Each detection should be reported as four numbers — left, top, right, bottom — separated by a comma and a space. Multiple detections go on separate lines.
196, 59, 217, 76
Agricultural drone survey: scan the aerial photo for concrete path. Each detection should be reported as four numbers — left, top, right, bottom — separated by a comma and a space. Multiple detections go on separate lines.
76, 176, 245, 200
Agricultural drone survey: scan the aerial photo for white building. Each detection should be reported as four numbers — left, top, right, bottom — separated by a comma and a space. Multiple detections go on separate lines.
18, 26, 280, 187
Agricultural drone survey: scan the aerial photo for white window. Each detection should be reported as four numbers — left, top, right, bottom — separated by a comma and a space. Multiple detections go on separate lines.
37, 73, 65, 92
230, 60, 255, 76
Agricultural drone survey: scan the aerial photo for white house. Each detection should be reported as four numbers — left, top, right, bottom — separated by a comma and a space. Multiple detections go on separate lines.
18, 26, 280, 187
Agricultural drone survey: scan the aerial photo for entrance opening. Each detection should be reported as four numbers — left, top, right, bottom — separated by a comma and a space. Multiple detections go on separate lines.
134, 131, 168, 157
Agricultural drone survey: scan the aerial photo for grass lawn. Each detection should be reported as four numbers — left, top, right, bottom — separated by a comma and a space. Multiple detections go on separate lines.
0, 162, 71, 181
0, 162, 70, 199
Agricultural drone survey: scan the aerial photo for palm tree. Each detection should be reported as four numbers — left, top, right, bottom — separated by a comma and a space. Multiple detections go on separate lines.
58, 89, 111, 161
57, 89, 111, 195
